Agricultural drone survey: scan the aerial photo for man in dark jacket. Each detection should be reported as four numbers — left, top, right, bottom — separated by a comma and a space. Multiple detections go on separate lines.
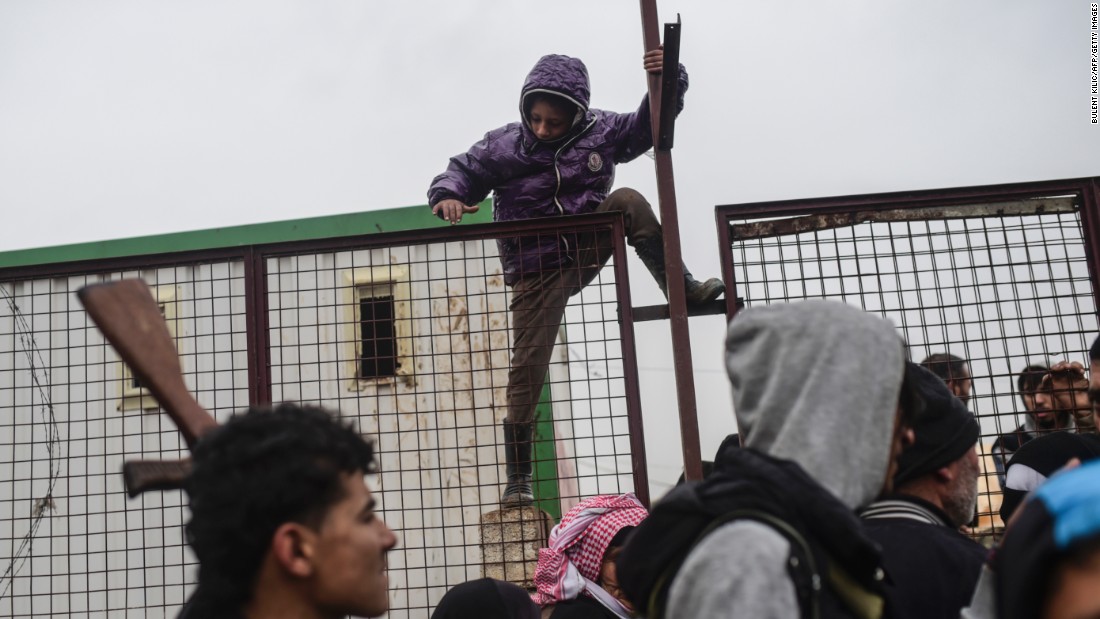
427, 51, 723, 506
860, 364, 987, 619
998, 431, 1100, 523
991, 363, 1070, 488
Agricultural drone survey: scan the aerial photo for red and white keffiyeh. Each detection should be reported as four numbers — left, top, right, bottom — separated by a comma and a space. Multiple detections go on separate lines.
531, 493, 647, 618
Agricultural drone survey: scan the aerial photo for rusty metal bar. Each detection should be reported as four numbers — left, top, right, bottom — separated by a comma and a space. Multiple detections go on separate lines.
639, 0, 703, 482
716, 202, 740, 321
0, 246, 247, 283
611, 214, 651, 507
254, 212, 623, 259
729, 197, 1078, 242
715, 177, 1096, 221
0, 213, 626, 284
632, 298, 727, 322
1079, 178, 1100, 317
244, 247, 273, 406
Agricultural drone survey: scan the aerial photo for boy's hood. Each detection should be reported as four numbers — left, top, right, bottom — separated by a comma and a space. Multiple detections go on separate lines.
519, 54, 591, 130
725, 300, 905, 510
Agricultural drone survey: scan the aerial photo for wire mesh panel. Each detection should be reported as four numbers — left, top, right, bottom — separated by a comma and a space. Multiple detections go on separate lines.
264, 219, 640, 618
0, 213, 645, 618
0, 263, 249, 618
720, 194, 1099, 541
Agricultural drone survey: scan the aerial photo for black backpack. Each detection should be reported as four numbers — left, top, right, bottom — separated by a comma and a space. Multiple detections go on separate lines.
636, 508, 884, 619
616, 448, 887, 619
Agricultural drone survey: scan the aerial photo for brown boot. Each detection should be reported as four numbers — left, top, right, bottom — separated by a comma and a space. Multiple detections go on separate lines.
634, 237, 725, 305
500, 421, 534, 506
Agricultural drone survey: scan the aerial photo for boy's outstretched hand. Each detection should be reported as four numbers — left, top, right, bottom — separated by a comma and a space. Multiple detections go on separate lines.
643, 46, 664, 75
433, 199, 480, 225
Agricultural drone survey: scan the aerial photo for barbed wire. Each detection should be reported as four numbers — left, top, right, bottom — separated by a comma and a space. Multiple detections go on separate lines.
0, 283, 63, 600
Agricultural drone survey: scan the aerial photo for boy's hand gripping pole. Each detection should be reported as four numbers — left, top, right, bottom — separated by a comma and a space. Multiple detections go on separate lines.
657, 14, 681, 151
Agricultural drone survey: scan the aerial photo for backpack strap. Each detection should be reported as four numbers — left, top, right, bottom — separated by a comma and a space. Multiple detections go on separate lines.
733, 510, 820, 619
826, 561, 885, 619
644, 509, 820, 619
645, 508, 884, 619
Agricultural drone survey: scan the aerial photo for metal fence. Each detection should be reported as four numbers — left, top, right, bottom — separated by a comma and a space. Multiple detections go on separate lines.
0, 213, 647, 618
716, 177, 1100, 540
0, 260, 250, 619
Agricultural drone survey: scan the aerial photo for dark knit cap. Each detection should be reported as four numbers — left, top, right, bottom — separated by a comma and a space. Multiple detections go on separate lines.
893, 363, 980, 487
431, 578, 540, 619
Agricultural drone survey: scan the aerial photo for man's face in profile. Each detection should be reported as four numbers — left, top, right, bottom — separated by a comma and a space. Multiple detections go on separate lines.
307, 472, 397, 618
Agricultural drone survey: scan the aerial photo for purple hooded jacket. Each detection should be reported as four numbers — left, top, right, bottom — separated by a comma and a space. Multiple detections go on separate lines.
428, 54, 688, 285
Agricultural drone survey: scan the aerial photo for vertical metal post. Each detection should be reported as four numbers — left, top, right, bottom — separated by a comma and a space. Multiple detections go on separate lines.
638, 0, 703, 481
611, 216, 652, 507
715, 210, 740, 321
1079, 178, 1100, 317
244, 248, 273, 406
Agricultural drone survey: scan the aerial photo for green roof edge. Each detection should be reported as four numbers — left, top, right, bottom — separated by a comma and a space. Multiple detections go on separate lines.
0, 200, 493, 269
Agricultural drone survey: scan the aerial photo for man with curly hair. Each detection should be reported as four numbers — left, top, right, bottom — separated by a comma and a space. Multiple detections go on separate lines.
182, 404, 398, 619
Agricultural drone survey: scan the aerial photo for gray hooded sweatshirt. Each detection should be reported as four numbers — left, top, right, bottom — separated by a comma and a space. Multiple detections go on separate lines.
667, 300, 905, 618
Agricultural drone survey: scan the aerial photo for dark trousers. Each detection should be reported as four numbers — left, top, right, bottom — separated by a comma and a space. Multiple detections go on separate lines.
505, 188, 661, 424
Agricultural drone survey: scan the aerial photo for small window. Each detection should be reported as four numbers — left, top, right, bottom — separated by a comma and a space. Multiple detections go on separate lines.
345, 266, 413, 389
119, 285, 180, 411
359, 289, 398, 379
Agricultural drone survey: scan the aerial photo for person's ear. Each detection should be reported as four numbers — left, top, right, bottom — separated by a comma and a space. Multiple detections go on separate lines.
947, 380, 962, 398
271, 523, 316, 578
934, 465, 954, 483
900, 426, 916, 449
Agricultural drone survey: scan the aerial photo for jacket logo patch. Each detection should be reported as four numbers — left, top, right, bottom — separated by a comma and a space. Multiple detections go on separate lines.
587, 152, 603, 172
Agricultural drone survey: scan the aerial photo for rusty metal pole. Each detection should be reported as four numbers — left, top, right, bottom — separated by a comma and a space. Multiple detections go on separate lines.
1080, 178, 1100, 317
638, 0, 703, 481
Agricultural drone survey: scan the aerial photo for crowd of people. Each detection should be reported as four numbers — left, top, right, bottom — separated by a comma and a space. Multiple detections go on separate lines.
173, 303, 1100, 619
168, 48, 1100, 619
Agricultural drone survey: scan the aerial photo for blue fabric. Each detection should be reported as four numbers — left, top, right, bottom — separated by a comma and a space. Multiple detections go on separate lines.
1035, 458, 1100, 549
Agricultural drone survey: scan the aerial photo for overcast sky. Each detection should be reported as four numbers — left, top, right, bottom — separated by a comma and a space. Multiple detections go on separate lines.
2, 1, 1098, 494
